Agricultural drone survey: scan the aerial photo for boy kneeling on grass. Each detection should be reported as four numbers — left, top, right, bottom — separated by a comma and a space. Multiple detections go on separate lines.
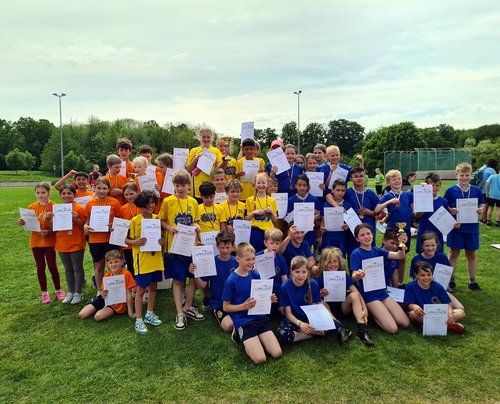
79, 250, 135, 321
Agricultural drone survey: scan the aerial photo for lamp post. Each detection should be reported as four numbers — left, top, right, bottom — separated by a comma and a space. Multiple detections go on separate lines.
293, 90, 302, 154
52, 93, 66, 176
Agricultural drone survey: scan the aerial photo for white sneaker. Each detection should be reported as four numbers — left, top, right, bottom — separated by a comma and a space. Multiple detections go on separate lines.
62, 292, 74, 304
70, 293, 82, 305
175, 313, 187, 330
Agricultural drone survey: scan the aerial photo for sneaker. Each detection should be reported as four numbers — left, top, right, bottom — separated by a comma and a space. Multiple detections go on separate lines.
62, 292, 74, 304
144, 312, 162, 326
92, 275, 97, 289
496, 221, 500, 227
480, 219, 487, 224
468, 282, 482, 291
55, 290, 66, 301
231, 327, 240, 344
41, 292, 51, 304
184, 306, 205, 321
357, 331, 375, 346
135, 319, 148, 334
202, 297, 211, 312
337, 328, 352, 344
486, 221, 492, 226
447, 281, 457, 293
83, 277, 87, 285
142, 292, 149, 304
70, 293, 82, 305
447, 322, 465, 334
175, 314, 187, 330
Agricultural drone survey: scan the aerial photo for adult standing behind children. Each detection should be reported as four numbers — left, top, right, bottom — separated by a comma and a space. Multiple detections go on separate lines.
478, 158, 498, 223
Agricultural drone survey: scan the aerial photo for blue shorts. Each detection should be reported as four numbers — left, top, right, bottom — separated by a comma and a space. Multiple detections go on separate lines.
250, 227, 265, 253
164, 253, 193, 281
446, 231, 479, 251
320, 233, 346, 257
235, 316, 271, 343
135, 270, 163, 288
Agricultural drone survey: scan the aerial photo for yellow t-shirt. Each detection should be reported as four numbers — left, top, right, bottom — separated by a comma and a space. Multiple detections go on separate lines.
224, 157, 237, 181
129, 214, 164, 275
245, 195, 277, 231
236, 157, 265, 201
195, 203, 227, 233
159, 195, 199, 252
187, 146, 222, 198
219, 200, 246, 227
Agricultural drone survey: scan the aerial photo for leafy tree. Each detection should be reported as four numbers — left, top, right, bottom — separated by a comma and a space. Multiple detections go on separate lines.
13, 117, 55, 169
5, 148, 26, 173
301, 123, 326, 155
64, 150, 90, 172
0, 119, 24, 158
469, 138, 500, 168
418, 124, 457, 149
23, 151, 36, 171
254, 128, 278, 152
326, 119, 365, 157
281, 122, 298, 148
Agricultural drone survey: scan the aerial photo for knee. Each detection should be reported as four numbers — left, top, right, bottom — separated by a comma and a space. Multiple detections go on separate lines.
94, 312, 105, 322
385, 324, 399, 334
252, 354, 267, 365
270, 347, 283, 359
276, 323, 295, 345
78, 311, 86, 320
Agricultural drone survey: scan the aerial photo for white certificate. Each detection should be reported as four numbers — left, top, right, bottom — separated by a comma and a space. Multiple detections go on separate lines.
52, 203, 73, 231
284, 210, 294, 224
387, 286, 405, 303
328, 166, 349, 189
456, 198, 478, 224
241, 121, 255, 140
343, 208, 363, 236
429, 206, 457, 236
74, 196, 91, 207
140, 218, 162, 252
197, 148, 216, 175
254, 251, 276, 279
161, 168, 175, 195
248, 279, 273, 315
200, 230, 220, 256
146, 165, 157, 176
323, 271, 346, 302
170, 224, 197, 256
271, 193, 288, 219
242, 160, 260, 182
423, 304, 448, 336
214, 192, 228, 204
362, 256, 386, 292
138, 174, 159, 196
324, 207, 345, 231
300, 304, 336, 331
306, 172, 324, 197
173, 148, 189, 170
119, 160, 127, 176
109, 217, 130, 247
103, 275, 126, 306
233, 220, 251, 245
294, 202, 315, 232
413, 184, 434, 213
266, 147, 290, 175
192, 245, 217, 278
89, 206, 111, 232
433, 263, 453, 290
19, 208, 41, 232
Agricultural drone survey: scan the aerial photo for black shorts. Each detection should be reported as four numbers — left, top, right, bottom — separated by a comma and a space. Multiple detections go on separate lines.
89, 242, 118, 262
212, 308, 229, 325
89, 295, 119, 314
236, 316, 271, 343
487, 197, 499, 207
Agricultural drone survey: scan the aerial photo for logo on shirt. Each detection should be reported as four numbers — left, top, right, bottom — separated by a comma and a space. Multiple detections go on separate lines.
200, 212, 217, 223
175, 213, 193, 226
225, 166, 236, 176
227, 216, 242, 227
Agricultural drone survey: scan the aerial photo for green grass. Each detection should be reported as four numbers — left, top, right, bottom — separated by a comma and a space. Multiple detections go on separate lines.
1, 186, 499, 403
0, 170, 59, 183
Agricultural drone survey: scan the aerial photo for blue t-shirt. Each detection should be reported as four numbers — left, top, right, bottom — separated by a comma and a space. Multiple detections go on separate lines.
320, 199, 352, 243
266, 162, 303, 197
444, 184, 485, 234
415, 197, 448, 254
480, 166, 497, 194
202, 256, 238, 310
410, 252, 450, 279
349, 246, 390, 303
487, 174, 500, 199
288, 193, 321, 247
318, 162, 352, 194
282, 240, 313, 267
314, 272, 354, 293
344, 188, 379, 228
222, 270, 265, 328
255, 250, 289, 295
279, 278, 321, 321
379, 190, 414, 231
384, 258, 399, 287
404, 280, 451, 307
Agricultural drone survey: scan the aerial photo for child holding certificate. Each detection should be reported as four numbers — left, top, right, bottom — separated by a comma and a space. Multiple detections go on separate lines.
268, 144, 303, 197
159, 169, 204, 331
222, 243, 282, 365
119, 183, 142, 277
381, 229, 402, 288
17, 182, 65, 304
126, 190, 165, 334
116, 137, 134, 177
318, 145, 353, 195
196, 182, 227, 234
279, 224, 315, 269
349, 224, 410, 334
404, 262, 465, 334
54, 170, 93, 200
133, 156, 162, 212
156, 152, 174, 203
103, 154, 129, 206
213, 168, 228, 198
277, 256, 352, 345
219, 180, 246, 235
312, 248, 373, 345
235, 138, 265, 201
444, 163, 486, 292
79, 250, 136, 321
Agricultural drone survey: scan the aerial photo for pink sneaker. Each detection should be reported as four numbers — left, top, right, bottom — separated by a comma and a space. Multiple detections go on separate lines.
55, 290, 66, 301
41, 292, 51, 304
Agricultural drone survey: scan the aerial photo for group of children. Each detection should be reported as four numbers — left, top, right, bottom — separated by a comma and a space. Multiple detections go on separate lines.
18, 127, 494, 364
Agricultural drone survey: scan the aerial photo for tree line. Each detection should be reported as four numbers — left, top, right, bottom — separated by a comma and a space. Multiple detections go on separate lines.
1, 116, 499, 175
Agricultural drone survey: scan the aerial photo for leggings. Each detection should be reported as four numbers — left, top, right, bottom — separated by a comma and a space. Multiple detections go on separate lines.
32, 247, 61, 292
58, 250, 85, 293
123, 249, 135, 278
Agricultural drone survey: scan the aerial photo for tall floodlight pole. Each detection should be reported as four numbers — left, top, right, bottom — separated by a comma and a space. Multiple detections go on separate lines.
52, 93, 66, 176
293, 90, 302, 154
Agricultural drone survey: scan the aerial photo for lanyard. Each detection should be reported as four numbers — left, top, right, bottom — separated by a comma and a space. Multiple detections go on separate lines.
176, 196, 191, 225
354, 188, 365, 210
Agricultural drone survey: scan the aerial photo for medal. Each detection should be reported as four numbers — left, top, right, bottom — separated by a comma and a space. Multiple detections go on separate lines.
68, 230, 73, 235
359, 213, 364, 219
289, 184, 293, 190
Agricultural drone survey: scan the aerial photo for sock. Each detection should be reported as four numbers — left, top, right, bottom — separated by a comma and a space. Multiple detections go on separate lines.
469, 277, 476, 284
333, 319, 344, 333
136, 317, 143, 322
146, 310, 153, 316
357, 323, 366, 334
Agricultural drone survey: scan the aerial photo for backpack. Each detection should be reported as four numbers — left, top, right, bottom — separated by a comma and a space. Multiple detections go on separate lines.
471, 166, 485, 187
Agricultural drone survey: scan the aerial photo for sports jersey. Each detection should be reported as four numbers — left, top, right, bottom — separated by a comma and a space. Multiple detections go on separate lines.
129, 214, 164, 275
158, 195, 199, 251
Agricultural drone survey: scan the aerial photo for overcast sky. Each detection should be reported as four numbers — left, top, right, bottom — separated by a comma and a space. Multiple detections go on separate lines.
1, 0, 499, 135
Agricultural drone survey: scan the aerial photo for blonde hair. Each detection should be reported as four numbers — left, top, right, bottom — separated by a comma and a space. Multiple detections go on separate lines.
35, 182, 51, 192
198, 126, 213, 138
326, 145, 340, 154
106, 154, 121, 166
455, 163, 472, 174
172, 169, 191, 185
290, 256, 312, 304
225, 179, 243, 192
316, 248, 346, 277
264, 228, 283, 242
236, 242, 255, 257
105, 249, 124, 263
132, 156, 148, 167
385, 169, 402, 182
213, 168, 226, 177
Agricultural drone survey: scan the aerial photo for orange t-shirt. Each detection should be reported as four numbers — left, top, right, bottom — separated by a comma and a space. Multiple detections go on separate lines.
84, 197, 122, 244
104, 174, 128, 206
124, 160, 134, 176
54, 203, 86, 252
134, 171, 163, 214
27, 201, 56, 248
119, 203, 142, 250
101, 268, 136, 314
75, 189, 93, 198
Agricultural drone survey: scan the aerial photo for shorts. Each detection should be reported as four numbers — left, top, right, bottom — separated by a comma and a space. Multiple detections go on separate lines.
446, 231, 479, 251
90, 295, 119, 314
487, 197, 500, 207
235, 316, 271, 343
212, 308, 230, 325
325, 292, 351, 319
164, 253, 193, 281
89, 242, 118, 262
135, 270, 163, 288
